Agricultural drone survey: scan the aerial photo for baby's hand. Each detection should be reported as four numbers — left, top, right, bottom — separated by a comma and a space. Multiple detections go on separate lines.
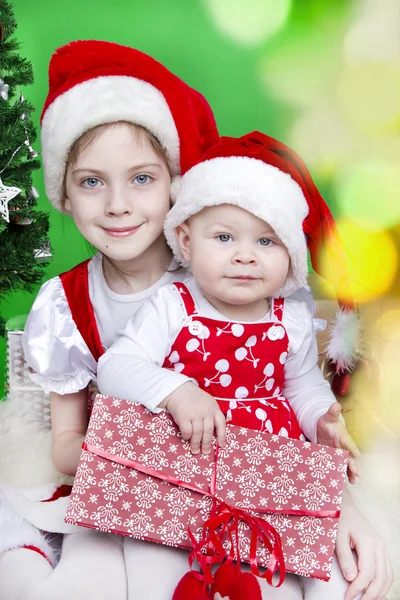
161, 382, 226, 455
317, 402, 361, 484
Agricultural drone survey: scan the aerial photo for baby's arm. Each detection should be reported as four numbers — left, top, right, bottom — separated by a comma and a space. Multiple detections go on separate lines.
50, 389, 88, 476
283, 295, 360, 481
316, 403, 360, 484
97, 286, 225, 454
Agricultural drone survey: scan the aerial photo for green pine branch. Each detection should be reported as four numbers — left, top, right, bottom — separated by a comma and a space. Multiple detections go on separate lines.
0, 0, 50, 337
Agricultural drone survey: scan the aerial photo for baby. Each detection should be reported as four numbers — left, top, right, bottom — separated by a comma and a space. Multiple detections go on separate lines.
98, 131, 360, 478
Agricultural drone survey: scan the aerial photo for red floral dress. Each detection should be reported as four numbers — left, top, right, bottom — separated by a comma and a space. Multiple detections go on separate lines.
162, 283, 304, 438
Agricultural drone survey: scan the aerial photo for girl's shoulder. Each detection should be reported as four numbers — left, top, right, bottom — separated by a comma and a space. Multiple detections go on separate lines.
32, 257, 93, 302
30, 272, 67, 307
27, 257, 94, 324
21, 261, 97, 395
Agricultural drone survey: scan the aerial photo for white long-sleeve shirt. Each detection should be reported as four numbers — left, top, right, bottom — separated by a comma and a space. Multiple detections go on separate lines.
97, 277, 336, 442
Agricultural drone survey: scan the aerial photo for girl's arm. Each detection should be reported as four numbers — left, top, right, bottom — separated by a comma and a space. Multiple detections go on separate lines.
336, 488, 393, 600
50, 388, 88, 476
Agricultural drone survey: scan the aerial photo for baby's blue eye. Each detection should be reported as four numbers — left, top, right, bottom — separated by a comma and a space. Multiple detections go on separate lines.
217, 234, 233, 243
134, 174, 152, 185
82, 177, 101, 188
258, 238, 273, 246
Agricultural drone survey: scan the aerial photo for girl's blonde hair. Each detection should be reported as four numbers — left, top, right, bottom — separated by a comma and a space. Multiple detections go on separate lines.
61, 121, 172, 210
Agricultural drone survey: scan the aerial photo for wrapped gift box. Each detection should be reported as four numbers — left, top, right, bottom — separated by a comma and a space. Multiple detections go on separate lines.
65, 394, 348, 581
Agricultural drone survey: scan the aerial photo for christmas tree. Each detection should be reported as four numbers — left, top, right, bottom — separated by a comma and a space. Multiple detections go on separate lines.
0, 0, 50, 336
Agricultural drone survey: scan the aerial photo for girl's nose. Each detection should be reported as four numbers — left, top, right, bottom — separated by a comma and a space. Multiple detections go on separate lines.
105, 188, 133, 216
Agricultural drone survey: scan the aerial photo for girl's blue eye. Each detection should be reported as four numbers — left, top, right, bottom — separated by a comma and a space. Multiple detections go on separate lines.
217, 234, 233, 243
258, 238, 273, 247
82, 177, 101, 188
134, 174, 152, 185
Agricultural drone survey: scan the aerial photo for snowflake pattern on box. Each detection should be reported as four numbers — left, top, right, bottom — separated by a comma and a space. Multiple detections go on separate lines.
65, 394, 348, 581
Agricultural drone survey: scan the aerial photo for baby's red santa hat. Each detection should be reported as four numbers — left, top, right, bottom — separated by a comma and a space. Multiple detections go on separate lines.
40, 39, 219, 211
165, 131, 362, 373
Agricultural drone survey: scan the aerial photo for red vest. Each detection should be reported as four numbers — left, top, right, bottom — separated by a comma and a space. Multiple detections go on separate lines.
59, 260, 104, 362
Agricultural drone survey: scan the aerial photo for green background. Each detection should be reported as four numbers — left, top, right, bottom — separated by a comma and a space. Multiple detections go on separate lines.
0, 0, 350, 393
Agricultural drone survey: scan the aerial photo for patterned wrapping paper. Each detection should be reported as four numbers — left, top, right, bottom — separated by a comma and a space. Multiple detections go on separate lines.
65, 394, 349, 581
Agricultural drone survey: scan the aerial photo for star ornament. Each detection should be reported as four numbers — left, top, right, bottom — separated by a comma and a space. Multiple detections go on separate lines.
0, 178, 22, 222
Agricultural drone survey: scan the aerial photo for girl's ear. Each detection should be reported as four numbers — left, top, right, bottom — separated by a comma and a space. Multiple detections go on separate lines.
175, 222, 191, 262
63, 195, 72, 212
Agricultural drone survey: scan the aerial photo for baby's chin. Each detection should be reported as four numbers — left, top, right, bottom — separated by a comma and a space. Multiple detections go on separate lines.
219, 285, 269, 304
217, 290, 269, 308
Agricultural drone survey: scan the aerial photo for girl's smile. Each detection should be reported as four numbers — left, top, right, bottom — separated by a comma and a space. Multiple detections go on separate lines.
102, 224, 143, 238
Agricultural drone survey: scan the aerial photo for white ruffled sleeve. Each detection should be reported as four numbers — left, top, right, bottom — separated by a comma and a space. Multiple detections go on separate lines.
22, 277, 98, 395
282, 294, 336, 443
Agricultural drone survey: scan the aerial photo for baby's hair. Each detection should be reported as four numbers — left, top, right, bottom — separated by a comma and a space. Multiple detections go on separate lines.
61, 121, 173, 210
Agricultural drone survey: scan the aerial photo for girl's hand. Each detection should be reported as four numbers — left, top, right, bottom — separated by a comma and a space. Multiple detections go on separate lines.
161, 382, 226, 455
317, 402, 361, 484
337, 493, 394, 600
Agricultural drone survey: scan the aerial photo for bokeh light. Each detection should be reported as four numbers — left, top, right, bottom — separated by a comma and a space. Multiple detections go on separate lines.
319, 219, 398, 303
344, 0, 400, 65
374, 309, 400, 343
290, 105, 352, 177
336, 64, 400, 135
370, 309, 400, 434
259, 27, 339, 108
203, 0, 292, 47
335, 162, 400, 231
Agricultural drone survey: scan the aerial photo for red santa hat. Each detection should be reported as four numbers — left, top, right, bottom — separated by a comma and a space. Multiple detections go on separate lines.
40, 40, 219, 211
164, 131, 361, 373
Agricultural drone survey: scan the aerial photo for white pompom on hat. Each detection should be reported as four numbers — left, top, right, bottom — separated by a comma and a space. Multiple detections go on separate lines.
40, 40, 219, 212
164, 131, 361, 374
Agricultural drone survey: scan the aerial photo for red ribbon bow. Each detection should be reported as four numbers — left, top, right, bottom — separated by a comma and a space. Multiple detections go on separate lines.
187, 498, 286, 588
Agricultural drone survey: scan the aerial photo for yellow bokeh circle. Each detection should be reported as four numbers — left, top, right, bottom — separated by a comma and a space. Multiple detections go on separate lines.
319, 219, 398, 303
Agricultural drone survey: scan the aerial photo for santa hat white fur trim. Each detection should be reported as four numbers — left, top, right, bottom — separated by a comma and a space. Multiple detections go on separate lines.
170, 175, 182, 203
41, 76, 180, 211
326, 307, 362, 372
164, 156, 309, 297
0, 487, 59, 565
1, 486, 78, 534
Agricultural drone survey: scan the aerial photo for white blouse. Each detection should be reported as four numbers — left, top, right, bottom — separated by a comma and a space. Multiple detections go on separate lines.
97, 278, 336, 443
22, 253, 187, 395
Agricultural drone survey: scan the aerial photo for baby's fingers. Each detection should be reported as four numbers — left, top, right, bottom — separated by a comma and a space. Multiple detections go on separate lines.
347, 457, 361, 484
324, 402, 342, 423
214, 411, 226, 448
190, 419, 203, 454
339, 430, 361, 458
179, 419, 192, 442
201, 418, 214, 455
